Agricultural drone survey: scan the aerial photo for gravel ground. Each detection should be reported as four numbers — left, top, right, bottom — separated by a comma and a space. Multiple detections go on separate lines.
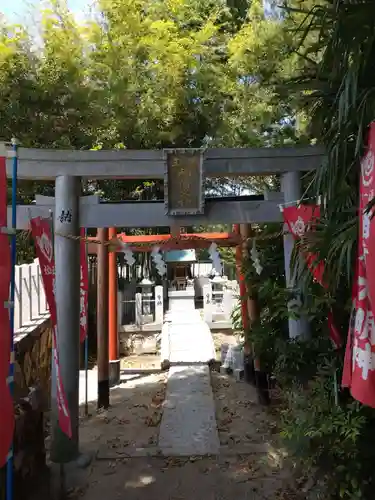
60, 350, 300, 500
210, 369, 297, 499
69, 453, 295, 500
78, 371, 168, 455
120, 353, 161, 371
37, 330, 304, 500
211, 370, 274, 448
212, 331, 241, 359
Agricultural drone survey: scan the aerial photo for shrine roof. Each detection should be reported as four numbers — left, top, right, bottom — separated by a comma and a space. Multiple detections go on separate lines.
164, 250, 196, 263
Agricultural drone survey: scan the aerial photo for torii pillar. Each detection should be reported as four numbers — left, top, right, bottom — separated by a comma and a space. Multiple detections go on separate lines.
97, 228, 109, 408
281, 172, 310, 339
34, 193, 99, 462
108, 227, 120, 386
233, 224, 248, 331
51, 176, 81, 463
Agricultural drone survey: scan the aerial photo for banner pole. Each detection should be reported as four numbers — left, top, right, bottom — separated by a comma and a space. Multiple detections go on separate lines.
6, 138, 18, 500
84, 228, 89, 416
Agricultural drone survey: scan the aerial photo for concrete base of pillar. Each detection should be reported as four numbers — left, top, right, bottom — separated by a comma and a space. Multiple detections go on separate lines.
234, 369, 244, 382
255, 371, 270, 406
50, 409, 79, 464
161, 359, 170, 371
49, 451, 93, 500
74, 451, 93, 469
97, 379, 109, 409
109, 360, 121, 387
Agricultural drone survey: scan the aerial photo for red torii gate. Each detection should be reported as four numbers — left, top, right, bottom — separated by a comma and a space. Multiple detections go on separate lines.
87, 231, 241, 254
88, 228, 244, 386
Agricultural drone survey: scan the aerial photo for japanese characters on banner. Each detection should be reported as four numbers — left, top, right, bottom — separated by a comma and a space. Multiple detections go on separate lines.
282, 204, 325, 286
281, 204, 342, 349
30, 217, 72, 438
342, 122, 375, 407
0, 155, 14, 468
80, 228, 88, 343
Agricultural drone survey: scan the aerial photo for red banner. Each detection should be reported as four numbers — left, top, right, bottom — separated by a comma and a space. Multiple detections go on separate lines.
342, 122, 375, 407
362, 125, 375, 309
30, 217, 72, 437
342, 260, 359, 389
282, 204, 325, 287
79, 228, 88, 343
0, 155, 14, 468
282, 203, 342, 348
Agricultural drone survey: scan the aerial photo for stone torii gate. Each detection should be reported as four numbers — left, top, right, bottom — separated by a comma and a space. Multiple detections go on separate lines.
5, 145, 323, 464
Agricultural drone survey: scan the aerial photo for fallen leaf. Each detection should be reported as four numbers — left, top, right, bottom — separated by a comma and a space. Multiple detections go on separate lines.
144, 412, 161, 427
67, 486, 87, 498
103, 470, 117, 476
220, 417, 233, 426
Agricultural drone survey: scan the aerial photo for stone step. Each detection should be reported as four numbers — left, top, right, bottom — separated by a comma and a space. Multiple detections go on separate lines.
160, 309, 216, 366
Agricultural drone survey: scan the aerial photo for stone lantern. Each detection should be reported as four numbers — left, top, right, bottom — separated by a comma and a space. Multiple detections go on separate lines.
210, 273, 226, 322
211, 273, 225, 297
139, 278, 154, 323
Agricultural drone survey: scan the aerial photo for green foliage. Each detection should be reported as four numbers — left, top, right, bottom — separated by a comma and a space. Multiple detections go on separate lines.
279, 0, 375, 292
275, 3, 375, 497
1, 0, 310, 265
0, 0, 307, 161
224, 5, 375, 493
239, 223, 289, 371
1, 0, 316, 264
232, 217, 374, 499
230, 299, 243, 333
281, 372, 375, 499
236, 254, 375, 498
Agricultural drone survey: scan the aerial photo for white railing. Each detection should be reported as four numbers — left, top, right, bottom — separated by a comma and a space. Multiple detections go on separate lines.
14, 258, 49, 332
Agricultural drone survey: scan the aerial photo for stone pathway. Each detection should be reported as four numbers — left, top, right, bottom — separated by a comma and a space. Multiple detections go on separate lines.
158, 310, 219, 455
159, 365, 219, 456
160, 309, 216, 365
